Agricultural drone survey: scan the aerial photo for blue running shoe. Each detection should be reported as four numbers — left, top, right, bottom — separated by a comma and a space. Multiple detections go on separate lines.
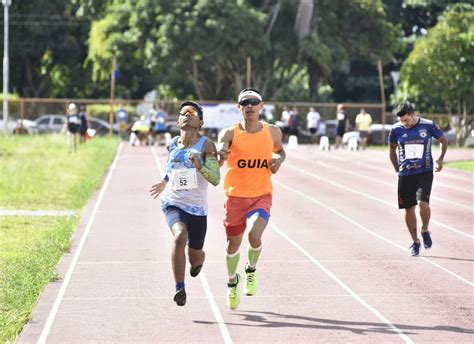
409, 242, 421, 257
421, 231, 432, 249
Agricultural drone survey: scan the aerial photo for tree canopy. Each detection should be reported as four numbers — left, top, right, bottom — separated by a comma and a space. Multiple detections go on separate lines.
0, 0, 471, 110
399, 3, 473, 115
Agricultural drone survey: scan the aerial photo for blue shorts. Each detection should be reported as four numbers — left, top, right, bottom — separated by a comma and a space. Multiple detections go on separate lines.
163, 206, 207, 250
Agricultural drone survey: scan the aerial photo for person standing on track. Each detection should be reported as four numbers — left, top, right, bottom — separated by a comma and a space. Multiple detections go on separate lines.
149, 101, 220, 306
389, 101, 448, 256
217, 87, 285, 310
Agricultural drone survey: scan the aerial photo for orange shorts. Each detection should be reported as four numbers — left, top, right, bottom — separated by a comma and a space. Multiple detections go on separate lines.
224, 194, 272, 236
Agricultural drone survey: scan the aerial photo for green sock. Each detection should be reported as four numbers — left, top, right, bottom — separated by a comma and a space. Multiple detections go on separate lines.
247, 245, 262, 269
226, 251, 240, 281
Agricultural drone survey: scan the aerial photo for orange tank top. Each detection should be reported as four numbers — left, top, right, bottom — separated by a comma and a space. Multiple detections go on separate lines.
224, 122, 274, 197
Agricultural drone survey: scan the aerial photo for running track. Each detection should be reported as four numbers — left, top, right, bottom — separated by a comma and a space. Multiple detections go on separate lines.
19, 144, 473, 343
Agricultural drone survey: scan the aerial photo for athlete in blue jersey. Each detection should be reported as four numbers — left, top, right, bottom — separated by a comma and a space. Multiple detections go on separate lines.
389, 101, 448, 256
150, 101, 220, 306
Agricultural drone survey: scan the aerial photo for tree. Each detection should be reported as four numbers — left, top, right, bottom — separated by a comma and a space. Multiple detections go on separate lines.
258, 0, 398, 102
87, 0, 270, 100
398, 3, 473, 144
0, 0, 111, 98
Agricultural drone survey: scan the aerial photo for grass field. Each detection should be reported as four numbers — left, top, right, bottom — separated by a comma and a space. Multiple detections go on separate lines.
445, 160, 474, 172
0, 134, 119, 342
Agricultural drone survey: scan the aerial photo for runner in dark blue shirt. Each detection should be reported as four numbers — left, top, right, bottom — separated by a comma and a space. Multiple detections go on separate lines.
389, 101, 448, 256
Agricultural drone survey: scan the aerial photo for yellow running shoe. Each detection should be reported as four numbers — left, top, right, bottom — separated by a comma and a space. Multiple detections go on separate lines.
244, 265, 257, 296
227, 273, 240, 310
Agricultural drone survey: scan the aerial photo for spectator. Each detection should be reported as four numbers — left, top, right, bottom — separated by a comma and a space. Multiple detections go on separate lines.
153, 107, 169, 146
78, 105, 89, 143
129, 116, 150, 147
266, 109, 276, 125
116, 104, 129, 141
335, 104, 348, 149
355, 108, 373, 149
288, 108, 301, 138
65, 103, 80, 152
280, 106, 290, 143
306, 106, 321, 144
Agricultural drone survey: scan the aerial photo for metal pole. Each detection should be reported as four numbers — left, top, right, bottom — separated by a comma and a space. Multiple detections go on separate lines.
2, 0, 11, 134
246, 56, 251, 88
377, 60, 386, 144
109, 54, 116, 135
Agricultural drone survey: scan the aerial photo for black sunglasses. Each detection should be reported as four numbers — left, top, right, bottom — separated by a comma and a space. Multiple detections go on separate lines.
239, 98, 261, 107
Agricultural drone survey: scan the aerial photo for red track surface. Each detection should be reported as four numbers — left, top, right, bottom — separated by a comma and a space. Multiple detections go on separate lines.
19, 144, 473, 343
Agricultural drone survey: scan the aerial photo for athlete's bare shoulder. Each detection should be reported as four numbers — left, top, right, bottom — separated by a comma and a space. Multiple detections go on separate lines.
268, 124, 283, 140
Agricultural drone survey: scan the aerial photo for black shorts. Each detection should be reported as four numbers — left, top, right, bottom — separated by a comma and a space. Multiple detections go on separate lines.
163, 206, 207, 250
336, 126, 345, 136
309, 128, 317, 134
398, 172, 433, 209
68, 124, 79, 134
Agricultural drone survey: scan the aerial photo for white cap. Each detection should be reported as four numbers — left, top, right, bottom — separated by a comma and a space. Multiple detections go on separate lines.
238, 89, 262, 103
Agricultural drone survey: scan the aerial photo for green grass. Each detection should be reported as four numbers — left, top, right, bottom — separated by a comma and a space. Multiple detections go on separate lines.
0, 134, 118, 342
445, 160, 474, 172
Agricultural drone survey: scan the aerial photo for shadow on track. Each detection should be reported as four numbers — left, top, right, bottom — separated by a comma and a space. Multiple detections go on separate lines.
195, 310, 474, 335
422, 255, 474, 262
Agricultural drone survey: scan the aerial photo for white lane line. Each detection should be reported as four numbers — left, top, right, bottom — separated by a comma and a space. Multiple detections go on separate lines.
37, 142, 124, 344
284, 164, 474, 239
324, 153, 472, 194
199, 272, 233, 344
62, 293, 472, 301
151, 146, 232, 344
288, 155, 473, 211
151, 146, 167, 176
0, 210, 78, 216
77, 259, 470, 265
274, 180, 474, 287
269, 221, 414, 344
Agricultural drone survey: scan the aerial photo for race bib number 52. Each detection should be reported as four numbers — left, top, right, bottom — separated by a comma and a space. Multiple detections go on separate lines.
171, 168, 198, 190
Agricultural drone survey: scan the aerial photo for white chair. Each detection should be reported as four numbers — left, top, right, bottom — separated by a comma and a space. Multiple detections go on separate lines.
288, 135, 298, 149
347, 136, 358, 151
319, 136, 330, 151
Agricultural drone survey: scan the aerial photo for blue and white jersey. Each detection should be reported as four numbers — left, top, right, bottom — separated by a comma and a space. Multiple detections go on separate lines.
162, 136, 209, 216
388, 117, 444, 176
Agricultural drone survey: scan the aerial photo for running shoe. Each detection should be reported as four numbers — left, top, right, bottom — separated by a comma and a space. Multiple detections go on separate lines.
409, 241, 421, 257
227, 273, 240, 310
421, 231, 432, 249
244, 265, 257, 296
173, 288, 186, 306
190, 264, 203, 277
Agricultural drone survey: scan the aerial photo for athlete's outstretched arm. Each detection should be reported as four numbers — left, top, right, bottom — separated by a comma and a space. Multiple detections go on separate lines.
217, 127, 234, 167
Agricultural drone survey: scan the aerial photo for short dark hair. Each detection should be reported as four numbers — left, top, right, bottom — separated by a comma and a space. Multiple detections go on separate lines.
179, 101, 203, 119
396, 101, 415, 117
239, 87, 262, 96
